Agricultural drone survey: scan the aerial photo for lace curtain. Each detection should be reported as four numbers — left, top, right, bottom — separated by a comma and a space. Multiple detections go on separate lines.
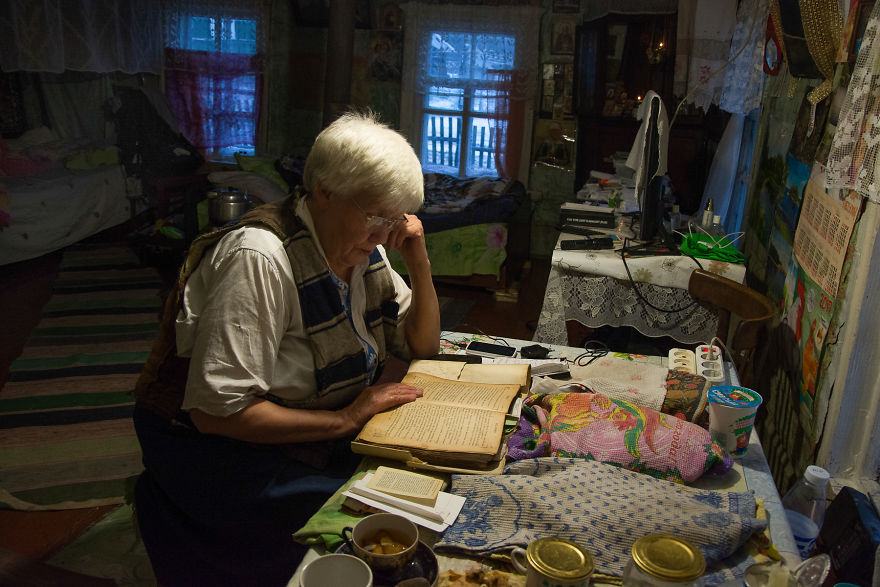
824, 2, 880, 203
162, 0, 267, 150
400, 4, 542, 101
0, 0, 162, 74
678, 0, 738, 111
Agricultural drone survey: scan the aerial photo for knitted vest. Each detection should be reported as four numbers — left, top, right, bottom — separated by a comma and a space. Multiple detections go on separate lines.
133, 194, 400, 420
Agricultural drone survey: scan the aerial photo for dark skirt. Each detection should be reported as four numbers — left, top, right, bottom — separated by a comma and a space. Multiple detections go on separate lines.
133, 406, 361, 587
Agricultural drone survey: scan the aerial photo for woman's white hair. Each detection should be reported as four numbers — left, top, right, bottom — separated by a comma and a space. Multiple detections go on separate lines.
302, 111, 424, 212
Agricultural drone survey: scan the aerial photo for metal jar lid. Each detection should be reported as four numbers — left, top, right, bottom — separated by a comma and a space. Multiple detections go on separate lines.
526, 537, 594, 582
631, 534, 706, 581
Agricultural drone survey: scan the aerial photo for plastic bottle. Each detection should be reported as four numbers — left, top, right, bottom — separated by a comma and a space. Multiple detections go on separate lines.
710, 214, 725, 237
700, 198, 714, 231
781, 465, 830, 560
669, 204, 681, 233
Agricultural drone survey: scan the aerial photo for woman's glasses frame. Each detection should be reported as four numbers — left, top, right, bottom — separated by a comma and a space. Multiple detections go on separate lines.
349, 197, 407, 230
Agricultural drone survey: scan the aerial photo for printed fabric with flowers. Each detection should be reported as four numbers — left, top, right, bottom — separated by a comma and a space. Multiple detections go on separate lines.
507, 392, 731, 484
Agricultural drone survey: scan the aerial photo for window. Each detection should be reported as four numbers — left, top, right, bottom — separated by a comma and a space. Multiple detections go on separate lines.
163, 4, 263, 159
421, 32, 515, 177
400, 4, 542, 180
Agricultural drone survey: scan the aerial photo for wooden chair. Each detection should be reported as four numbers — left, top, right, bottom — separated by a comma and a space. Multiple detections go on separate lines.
688, 269, 777, 389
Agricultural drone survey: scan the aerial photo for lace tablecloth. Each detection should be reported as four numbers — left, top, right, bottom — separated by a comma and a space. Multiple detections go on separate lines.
534, 239, 747, 346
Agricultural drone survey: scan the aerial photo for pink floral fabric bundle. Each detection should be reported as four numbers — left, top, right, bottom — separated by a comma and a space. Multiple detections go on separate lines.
507, 392, 731, 484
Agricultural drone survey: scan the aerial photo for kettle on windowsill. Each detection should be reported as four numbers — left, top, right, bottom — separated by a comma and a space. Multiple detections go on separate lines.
206, 188, 252, 227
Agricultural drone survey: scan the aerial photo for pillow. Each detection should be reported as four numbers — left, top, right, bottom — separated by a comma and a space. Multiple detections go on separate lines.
234, 153, 288, 192
4, 126, 60, 152
0, 134, 53, 177
207, 171, 288, 204
507, 392, 731, 484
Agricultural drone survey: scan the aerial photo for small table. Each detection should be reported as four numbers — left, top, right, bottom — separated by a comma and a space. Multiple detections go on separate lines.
534, 232, 747, 347
288, 332, 799, 585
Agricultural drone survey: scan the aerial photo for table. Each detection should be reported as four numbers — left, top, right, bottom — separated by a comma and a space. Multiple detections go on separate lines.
534, 231, 747, 347
289, 332, 799, 586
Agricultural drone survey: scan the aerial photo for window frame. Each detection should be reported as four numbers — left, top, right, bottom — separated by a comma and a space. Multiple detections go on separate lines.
399, 4, 541, 184
419, 31, 515, 178
163, 5, 263, 159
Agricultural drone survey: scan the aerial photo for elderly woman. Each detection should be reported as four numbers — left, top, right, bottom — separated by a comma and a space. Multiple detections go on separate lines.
132, 112, 440, 586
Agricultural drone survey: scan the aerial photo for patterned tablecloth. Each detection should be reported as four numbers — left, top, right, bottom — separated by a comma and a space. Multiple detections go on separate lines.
288, 334, 800, 586
534, 234, 748, 346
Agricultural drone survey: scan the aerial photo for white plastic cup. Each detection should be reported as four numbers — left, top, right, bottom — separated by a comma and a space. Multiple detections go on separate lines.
707, 386, 763, 456
785, 509, 820, 560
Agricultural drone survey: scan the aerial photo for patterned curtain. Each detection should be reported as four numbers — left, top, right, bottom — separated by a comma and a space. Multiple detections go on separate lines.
487, 69, 526, 180
162, 0, 266, 150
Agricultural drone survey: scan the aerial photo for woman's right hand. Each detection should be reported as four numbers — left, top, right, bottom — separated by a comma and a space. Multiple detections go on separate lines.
342, 382, 423, 429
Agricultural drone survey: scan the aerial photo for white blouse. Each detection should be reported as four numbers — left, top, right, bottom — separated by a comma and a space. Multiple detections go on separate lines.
176, 199, 412, 416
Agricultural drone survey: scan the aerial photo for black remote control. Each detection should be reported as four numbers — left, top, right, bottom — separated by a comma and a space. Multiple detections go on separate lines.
560, 238, 614, 250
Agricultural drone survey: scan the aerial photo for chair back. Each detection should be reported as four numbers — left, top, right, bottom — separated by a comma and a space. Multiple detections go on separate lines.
688, 269, 777, 388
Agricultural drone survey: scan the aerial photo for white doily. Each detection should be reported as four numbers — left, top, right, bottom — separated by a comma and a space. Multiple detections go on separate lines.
825, 2, 880, 203
534, 269, 719, 346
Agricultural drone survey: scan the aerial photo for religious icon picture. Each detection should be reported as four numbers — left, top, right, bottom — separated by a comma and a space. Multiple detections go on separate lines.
551, 18, 576, 55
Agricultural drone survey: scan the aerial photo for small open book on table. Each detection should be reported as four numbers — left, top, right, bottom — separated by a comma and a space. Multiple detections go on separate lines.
343, 466, 466, 531
350, 360, 530, 474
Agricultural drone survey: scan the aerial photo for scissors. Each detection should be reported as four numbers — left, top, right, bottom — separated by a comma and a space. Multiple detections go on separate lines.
573, 340, 609, 367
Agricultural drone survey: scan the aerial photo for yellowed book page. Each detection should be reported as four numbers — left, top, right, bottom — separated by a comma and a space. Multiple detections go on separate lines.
357, 401, 507, 454
401, 372, 520, 412
407, 360, 530, 389
459, 363, 530, 387
407, 359, 467, 380
365, 466, 444, 505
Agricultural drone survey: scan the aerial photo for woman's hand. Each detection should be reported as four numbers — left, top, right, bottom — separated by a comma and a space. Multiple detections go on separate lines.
384, 214, 428, 266
341, 381, 423, 429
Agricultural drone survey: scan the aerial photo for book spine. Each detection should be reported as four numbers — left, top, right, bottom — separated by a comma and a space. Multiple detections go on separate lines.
559, 214, 615, 228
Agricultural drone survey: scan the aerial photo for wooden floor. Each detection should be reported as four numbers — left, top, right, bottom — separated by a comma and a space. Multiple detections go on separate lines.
0, 226, 552, 580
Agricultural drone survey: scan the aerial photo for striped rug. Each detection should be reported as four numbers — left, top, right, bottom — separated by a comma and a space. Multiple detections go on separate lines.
0, 244, 163, 511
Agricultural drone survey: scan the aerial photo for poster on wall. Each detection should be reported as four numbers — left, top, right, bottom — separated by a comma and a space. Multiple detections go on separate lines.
792, 165, 860, 298
780, 256, 835, 417
764, 155, 810, 302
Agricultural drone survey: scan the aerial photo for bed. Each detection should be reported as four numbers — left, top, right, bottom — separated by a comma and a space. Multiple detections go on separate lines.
387, 173, 530, 290
0, 128, 135, 266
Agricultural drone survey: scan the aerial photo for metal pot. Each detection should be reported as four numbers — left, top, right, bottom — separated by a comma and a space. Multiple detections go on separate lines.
207, 189, 252, 226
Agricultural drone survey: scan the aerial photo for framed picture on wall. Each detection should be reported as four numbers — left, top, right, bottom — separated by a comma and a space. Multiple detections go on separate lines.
551, 18, 577, 55
373, 1, 402, 31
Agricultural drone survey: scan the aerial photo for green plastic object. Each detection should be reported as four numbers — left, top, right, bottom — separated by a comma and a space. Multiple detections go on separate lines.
678, 233, 745, 264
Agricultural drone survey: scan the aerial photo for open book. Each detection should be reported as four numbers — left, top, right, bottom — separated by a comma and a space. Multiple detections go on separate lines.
351, 361, 530, 473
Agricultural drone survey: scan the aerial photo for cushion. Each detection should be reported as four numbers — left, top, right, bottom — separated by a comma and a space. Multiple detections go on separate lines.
507, 392, 731, 484
234, 153, 288, 192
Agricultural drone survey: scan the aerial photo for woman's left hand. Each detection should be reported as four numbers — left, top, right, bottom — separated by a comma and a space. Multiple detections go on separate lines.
384, 214, 428, 266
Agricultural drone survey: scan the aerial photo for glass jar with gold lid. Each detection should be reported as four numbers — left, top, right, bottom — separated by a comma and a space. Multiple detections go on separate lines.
623, 534, 706, 586
510, 536, 594, 586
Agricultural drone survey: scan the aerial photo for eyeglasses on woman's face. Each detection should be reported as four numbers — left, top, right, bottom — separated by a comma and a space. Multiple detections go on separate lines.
349, 197, 407, 231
